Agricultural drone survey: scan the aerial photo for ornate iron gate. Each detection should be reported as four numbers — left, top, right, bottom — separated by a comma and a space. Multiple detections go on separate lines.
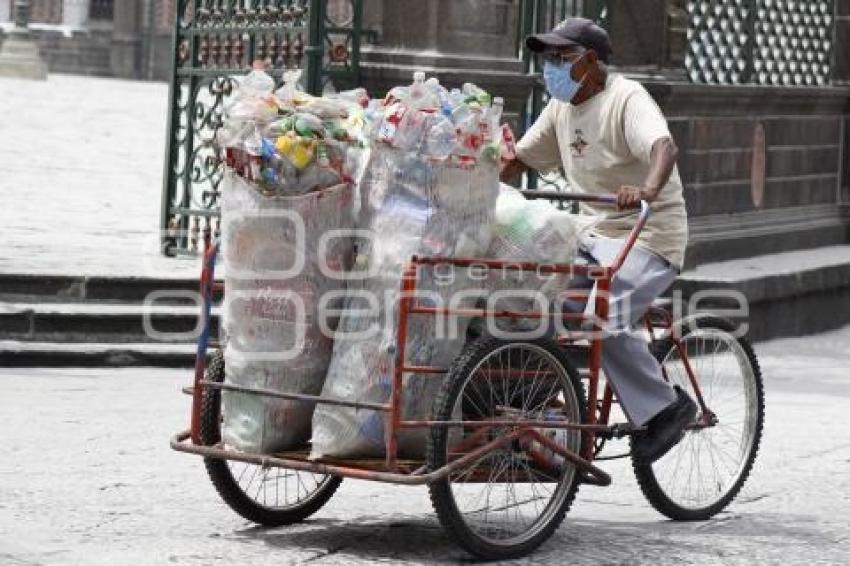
161, 0, 362, 256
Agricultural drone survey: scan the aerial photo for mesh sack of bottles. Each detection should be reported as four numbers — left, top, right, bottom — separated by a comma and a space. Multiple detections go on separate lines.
309, 73, 512, 459
482, 183, 594, 336
217, 68, 364, 453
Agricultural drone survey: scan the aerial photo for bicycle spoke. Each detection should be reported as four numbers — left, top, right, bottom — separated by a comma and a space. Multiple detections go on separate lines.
650, 328, 759, 511
446, 342, 581, 545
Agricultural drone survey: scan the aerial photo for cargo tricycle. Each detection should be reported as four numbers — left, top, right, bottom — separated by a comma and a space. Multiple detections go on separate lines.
172, 192, 764, 560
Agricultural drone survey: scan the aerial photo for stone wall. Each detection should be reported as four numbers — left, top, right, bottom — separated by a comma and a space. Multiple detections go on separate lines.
649, 82, 850, 268
0, 29, 112, 76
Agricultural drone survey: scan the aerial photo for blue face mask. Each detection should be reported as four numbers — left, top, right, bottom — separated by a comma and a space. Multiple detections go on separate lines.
543, 59, 585, 103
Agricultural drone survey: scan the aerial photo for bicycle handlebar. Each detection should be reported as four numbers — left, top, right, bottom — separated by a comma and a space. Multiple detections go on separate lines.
519, 190, 651, 274
519, 190, 618, 206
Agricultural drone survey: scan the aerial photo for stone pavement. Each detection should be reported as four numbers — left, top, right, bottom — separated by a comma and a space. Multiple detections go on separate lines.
0, 74, 202, 279
2, 326, 849, 565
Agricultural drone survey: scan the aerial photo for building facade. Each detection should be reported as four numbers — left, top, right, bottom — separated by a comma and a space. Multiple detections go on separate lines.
0, 0, 176, 79
2, 1, 849, 339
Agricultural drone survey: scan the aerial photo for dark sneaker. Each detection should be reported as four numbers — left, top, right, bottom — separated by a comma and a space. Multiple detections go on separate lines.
632, 386, 698, 464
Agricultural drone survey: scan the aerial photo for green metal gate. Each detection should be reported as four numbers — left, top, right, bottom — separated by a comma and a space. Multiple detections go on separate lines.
161, 0, 363, 256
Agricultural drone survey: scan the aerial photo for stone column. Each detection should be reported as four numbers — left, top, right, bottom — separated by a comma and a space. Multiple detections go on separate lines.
0, 0, 49, 79
834, 1, 850, 86
110, 0, 141, 78
835, 3, 850, 209
605, 0, 688, 78
0, 0, 12, 23
61, 0, 88, 28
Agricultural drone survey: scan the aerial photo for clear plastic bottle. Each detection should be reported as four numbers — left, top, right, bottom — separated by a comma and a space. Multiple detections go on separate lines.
242, 68, 275, 97
293, 143, 341, 193
423, 114, 458, 160
448, 88, 464, 109
395, 108, 430, 151
455, 106, 484, 157
315, 143, 342, 188
377, 102, 407, 146
425, 77, 451, 117
451, 102, 472, 128
408, 71, 437, 110
488, 97, 504, 141
480, 96, 505, 160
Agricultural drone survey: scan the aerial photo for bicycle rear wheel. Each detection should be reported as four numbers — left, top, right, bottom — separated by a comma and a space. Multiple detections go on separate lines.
200, 351, 341, 526
633, 316, 764, 520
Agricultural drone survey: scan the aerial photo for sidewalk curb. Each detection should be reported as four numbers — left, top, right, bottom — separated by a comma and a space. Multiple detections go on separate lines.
0, 273, 221, 303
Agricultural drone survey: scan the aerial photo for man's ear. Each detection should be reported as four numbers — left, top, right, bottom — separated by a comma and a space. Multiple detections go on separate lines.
574, 49, 598, 80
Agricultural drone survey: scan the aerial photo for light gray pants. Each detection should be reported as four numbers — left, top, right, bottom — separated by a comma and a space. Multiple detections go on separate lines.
564, 236, 678, 426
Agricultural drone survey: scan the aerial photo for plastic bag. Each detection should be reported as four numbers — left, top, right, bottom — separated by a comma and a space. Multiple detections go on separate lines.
483, 184, 591, 333
310, 148, 499, 459
221, 173, 355, 453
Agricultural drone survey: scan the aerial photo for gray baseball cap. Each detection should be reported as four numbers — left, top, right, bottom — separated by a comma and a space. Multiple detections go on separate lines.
526, 17, 612, 63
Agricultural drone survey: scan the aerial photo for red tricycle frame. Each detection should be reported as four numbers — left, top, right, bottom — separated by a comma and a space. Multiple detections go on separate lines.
172, 192, 715, 488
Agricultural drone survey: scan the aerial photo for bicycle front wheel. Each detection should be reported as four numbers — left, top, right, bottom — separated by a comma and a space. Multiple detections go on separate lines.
633, 316, 764, 520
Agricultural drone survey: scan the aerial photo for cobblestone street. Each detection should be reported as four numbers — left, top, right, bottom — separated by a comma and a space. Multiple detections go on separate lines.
0, 74, 201, 278
2, 327, 849, 565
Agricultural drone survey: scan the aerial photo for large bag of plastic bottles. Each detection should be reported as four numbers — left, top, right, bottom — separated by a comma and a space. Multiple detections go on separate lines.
220, 174, 354, 453
309, 74, 511, 459
217, 66, 363, 453
218, 67, 370, 199
483, 184, 592, 335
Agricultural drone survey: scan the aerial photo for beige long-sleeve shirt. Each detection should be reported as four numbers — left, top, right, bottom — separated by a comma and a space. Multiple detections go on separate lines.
517, 74, 688, 269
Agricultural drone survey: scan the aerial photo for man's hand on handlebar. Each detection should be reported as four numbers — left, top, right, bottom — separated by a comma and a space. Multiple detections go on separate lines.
617, 185, 657, 210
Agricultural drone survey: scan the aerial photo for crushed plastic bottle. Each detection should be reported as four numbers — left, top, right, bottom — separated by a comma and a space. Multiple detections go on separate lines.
486, 96, 504, 143
425, 77, 452, 118
334, 87, 370, 108
258, 138, 298, 194
500, 123, 517, 161
377, 102, 407, 146
242, 67, 276, 97
423, 114, 458, 160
